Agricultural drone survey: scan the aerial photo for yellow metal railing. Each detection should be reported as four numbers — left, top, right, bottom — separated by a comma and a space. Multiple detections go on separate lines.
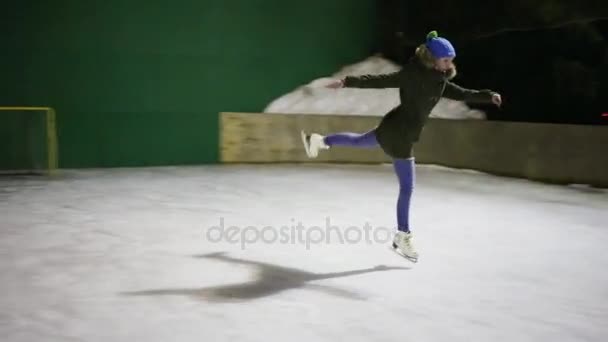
0, 106, 58, 175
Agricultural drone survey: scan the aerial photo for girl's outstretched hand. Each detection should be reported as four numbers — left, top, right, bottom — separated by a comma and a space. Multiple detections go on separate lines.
326, 79, 345, 89
492, 93, 502, 107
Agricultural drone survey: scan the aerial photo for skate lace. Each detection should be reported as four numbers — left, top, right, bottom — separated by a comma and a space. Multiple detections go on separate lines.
403, 236, 412, 247
400, 234, 414, 250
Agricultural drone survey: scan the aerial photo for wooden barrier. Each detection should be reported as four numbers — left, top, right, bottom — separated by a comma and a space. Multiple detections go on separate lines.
220, 112, 608, 187
220, 112, 389, 163
413, 119, 608, 187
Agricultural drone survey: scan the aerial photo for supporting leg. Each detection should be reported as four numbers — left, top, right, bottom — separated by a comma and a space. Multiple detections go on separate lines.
390, 156, 419, 261
392, 157, 415, 233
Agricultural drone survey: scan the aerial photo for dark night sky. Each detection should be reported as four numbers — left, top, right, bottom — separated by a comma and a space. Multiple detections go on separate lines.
375, 1, 608, 125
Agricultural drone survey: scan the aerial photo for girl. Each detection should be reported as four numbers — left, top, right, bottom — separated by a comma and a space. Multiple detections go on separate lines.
301, 31, 502, 262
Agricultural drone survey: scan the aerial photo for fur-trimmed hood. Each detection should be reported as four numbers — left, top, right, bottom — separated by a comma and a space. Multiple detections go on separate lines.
413, 44, 457, 80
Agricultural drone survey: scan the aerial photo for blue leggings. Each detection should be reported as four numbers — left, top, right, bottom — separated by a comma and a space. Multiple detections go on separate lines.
324, 130, 379, 148
324, 130, 414, 232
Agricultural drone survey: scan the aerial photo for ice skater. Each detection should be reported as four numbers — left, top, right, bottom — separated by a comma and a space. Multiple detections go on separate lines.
301, 31, 502, 262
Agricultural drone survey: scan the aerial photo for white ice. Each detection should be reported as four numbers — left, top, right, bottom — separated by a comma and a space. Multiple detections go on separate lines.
1, 163, 607, 342
264, 56, 487, 120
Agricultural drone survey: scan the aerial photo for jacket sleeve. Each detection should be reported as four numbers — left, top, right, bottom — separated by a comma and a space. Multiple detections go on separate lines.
442, 82, 496, 103
343, 70, 402, 89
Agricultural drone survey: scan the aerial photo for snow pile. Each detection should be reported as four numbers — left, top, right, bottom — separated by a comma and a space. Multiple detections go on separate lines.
264, 55, 486, 119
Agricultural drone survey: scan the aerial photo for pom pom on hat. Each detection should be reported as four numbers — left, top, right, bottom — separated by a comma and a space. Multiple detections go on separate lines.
425, 30, 456, 58
426, 30, 439, 40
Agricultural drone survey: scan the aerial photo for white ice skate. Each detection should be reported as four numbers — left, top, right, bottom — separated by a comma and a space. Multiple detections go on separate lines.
391, 231, 419, 262
301, 130, 329, 158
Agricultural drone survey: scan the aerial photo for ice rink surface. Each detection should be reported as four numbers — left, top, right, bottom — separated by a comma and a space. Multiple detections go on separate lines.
1, 163, 607, 342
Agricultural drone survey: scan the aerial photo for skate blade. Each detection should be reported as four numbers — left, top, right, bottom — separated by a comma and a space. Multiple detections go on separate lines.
300, 130, 312, 157
389, 245, 418, 263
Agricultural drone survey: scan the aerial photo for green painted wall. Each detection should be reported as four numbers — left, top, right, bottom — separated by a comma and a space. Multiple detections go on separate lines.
0, 111, 47, 172
2, 0, 377, 168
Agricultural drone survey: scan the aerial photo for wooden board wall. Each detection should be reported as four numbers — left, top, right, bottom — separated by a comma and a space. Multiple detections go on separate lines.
220, 112, 608, 187
220, 112, 390, 163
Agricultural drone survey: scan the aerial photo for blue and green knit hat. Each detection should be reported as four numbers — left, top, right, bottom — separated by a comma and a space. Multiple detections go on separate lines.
425, 30, 456, 58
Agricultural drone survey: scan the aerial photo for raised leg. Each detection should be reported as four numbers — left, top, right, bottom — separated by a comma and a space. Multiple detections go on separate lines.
301, 129, 378, 158
324, 129, 378, 148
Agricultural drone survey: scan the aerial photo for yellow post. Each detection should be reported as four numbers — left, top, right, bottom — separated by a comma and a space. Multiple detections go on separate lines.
0, 106, 59, 175
46, 108, 58, 174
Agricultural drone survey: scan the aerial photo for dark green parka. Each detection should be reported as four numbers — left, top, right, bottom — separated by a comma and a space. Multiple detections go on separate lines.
343, 48, 497, 159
